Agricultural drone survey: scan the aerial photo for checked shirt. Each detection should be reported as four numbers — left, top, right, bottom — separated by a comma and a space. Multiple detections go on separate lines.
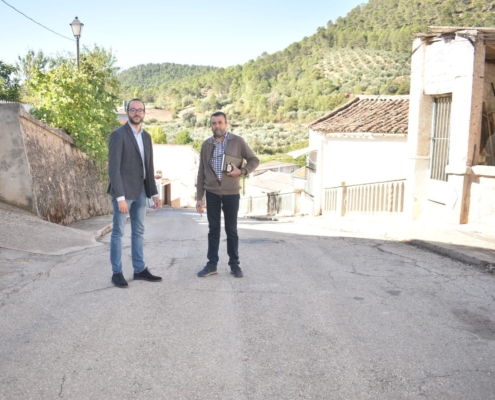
210, 131, 230, 181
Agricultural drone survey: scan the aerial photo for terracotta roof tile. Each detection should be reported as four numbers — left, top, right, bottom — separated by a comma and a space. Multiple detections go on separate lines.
310, 95, 409, 135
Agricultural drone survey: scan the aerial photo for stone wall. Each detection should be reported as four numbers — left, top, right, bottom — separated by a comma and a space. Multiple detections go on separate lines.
0, 103, 111, 224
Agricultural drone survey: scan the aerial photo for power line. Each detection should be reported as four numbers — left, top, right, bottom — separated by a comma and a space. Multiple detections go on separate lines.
1, 0, 74, 42
376, 42, 422, 99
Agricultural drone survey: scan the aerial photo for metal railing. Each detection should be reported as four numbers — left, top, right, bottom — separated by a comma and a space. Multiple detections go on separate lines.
430, 96, 452, 181
346, 180, 405, 216
252, 195, 268, 214
277, 192, 295, 215
239, 197, 250, 214
267, 192, 294, 215
240, 190, 311, 217
242, 180, 405, 219
323, 187, 338, 214
323, 179, 406, 218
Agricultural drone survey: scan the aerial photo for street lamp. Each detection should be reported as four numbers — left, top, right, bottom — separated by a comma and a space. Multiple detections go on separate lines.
70, 16, 84, 69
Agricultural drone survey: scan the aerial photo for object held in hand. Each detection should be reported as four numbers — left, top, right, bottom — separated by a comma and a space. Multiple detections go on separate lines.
222, 154, 243, 172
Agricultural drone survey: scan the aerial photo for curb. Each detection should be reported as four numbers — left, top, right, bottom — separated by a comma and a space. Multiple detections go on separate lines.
272, 215, 495, 271
94, 223, 113, 238
406, 239, 495, 272
244, 215, 294, 222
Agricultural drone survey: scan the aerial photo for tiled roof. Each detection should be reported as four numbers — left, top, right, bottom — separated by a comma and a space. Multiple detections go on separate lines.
310, 95, 409, 135
247, 170, 293, 192
257, 161, 299, 170
292, 166, 309, 179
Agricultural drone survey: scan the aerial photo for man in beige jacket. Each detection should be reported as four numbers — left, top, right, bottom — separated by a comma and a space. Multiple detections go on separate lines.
196, 111, 259, 278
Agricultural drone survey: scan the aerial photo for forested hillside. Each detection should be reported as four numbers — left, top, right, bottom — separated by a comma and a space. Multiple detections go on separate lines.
122, 46, 410, 125
119, 63, 216, 96
324, 0, 495, 52
119, 0, 495, 158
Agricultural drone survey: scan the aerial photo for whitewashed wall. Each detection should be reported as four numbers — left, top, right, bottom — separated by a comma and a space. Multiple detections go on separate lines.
152, 145, 199, 207
310, 130, 408, 189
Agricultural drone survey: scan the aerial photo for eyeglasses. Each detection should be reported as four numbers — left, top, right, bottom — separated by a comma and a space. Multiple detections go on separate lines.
129, 108, 145, 114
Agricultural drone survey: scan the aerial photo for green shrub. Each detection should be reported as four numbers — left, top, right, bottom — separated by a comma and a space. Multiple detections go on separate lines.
150, 126, 167, 144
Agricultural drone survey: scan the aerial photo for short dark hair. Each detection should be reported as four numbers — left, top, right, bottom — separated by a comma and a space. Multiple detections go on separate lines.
210, 111, 227, 122
127, 98, 145, 112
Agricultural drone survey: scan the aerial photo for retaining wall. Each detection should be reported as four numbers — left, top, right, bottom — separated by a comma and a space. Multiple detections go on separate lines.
0, 103, 111, 224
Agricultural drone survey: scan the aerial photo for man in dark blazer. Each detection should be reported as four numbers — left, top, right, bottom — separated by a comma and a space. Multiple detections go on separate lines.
108, 98, 162, 288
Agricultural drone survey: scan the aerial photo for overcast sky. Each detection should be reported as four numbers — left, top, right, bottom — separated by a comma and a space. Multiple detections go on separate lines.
1, 0, 365, 71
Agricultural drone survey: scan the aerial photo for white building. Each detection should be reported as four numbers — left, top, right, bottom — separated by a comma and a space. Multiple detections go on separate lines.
245, 170, 294, 196
406, 27, 495, 226
301, 95, 409, 215
152, 144, 199, 208
253, 160, 300, 176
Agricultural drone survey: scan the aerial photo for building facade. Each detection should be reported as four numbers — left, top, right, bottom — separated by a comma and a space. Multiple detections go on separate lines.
406, 27, 495, 226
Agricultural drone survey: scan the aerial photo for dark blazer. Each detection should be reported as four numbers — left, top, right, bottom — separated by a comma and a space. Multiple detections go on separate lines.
107, 122, 158, 200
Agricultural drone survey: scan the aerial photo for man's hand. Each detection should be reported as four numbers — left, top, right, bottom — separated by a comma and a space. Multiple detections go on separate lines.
196, 200, 204, 216
226, 163, 243, 177
117, 199, 129, 214
153, 196, 160, 210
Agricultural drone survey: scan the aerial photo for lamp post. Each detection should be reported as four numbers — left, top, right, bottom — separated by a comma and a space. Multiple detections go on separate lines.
70, 17, 84, 69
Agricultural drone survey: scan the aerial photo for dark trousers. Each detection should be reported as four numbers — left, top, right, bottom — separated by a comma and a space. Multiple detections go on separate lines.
205, 191, 240, 267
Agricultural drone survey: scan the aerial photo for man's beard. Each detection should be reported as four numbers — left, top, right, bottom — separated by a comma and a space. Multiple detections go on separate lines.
213, 128, 226, 138
129, 115, 143, 125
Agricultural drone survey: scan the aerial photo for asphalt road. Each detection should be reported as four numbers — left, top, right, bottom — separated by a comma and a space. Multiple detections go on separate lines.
1, 208, 495, 399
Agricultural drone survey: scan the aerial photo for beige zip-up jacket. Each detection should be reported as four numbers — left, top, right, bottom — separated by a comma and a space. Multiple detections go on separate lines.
196, 132, 259, 199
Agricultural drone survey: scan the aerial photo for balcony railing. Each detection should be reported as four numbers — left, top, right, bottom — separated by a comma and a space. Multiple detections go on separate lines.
240, 190, 313, 217
323, 180, 406, 218
240, 180, 405, 219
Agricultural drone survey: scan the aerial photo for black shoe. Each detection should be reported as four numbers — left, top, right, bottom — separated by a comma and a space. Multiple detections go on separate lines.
197, 265, 218, 277
112, 273, 128, 288
230, 265, 243, 278
134, 268, 162, 282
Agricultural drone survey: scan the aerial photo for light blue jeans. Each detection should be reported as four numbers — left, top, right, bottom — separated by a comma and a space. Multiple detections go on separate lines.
110, 188, 147, 275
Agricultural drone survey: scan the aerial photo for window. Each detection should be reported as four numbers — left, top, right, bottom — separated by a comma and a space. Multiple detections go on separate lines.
430, 96, 452, 181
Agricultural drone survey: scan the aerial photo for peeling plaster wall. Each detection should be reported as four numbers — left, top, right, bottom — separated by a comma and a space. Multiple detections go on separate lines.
407, 34, 487, 224
0, 103, 111, 224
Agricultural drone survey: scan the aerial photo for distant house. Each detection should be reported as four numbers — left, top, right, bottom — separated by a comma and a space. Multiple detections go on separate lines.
300, 95, 409, 215
245, 170, 293, 196
116, 113, 127, 125
291, 166, 310, 190
152, 144, 199, 208
253, 160, 300, 176
116, 106, 127, 125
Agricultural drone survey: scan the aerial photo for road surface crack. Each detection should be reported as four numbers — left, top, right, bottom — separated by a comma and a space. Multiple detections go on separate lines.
78, 287, 113, 295
167, 258, 177, 269
59, 374, 66, 397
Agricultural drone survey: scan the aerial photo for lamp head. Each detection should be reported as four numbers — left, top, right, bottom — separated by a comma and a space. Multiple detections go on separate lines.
70, 16, 83, 37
